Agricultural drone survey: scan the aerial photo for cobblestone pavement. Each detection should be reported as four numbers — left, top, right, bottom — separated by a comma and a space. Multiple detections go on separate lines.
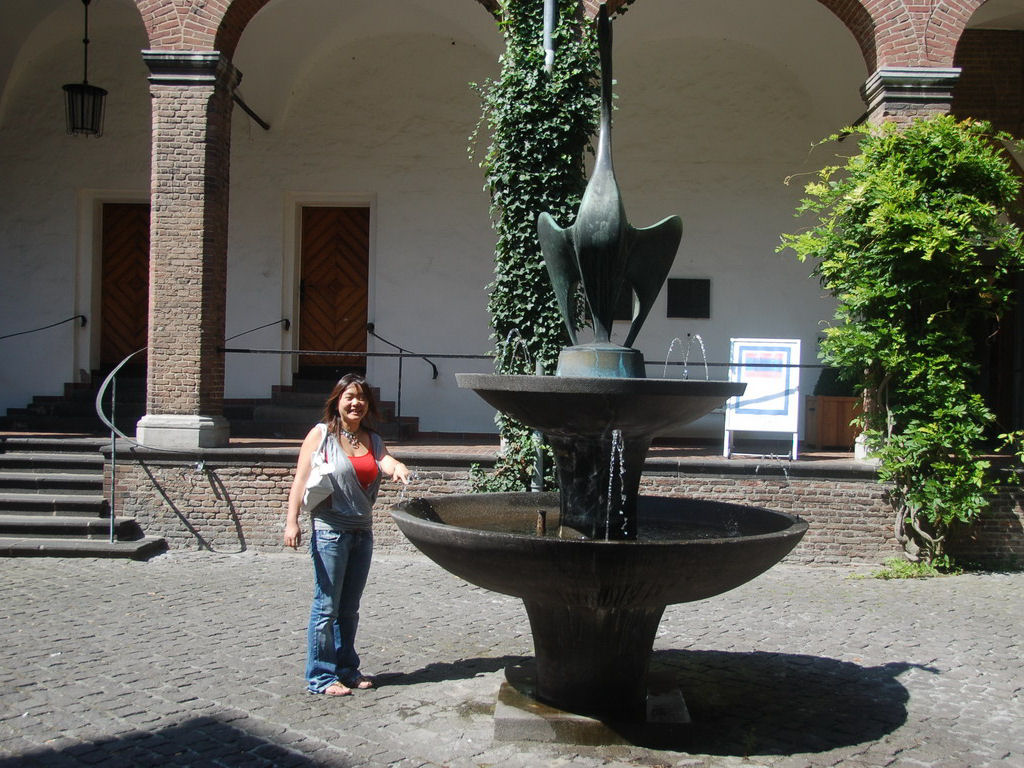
0, 552, 1020, 768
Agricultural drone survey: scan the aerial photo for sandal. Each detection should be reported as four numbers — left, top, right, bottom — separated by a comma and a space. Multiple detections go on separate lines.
323, 681, 352, 696
345, 675, 374, 690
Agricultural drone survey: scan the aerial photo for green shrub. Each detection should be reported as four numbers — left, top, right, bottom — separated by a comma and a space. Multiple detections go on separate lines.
780, 116, 1024, 564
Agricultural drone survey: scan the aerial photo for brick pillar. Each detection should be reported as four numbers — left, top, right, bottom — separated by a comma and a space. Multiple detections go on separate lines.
861, 66, 961, 126
136, 51, 239, 449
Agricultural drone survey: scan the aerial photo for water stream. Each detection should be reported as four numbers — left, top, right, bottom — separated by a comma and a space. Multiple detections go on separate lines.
501, 329, 534, 373
662, 333, 709, 380
605, 429, 628, 539
753, 455, 791, 480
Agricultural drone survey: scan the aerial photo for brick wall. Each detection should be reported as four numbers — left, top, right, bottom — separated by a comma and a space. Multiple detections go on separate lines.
103, 448, 1024, 568
947, 489, 1024, 568
953, 29, 1024, 138
104, 449, 474, 554
640, 470, 898, 565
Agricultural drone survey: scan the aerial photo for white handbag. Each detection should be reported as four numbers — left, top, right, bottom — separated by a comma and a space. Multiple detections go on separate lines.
301, 424, 335, 512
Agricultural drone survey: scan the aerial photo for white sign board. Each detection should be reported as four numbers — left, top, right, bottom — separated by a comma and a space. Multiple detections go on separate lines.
724, 338, 801, 459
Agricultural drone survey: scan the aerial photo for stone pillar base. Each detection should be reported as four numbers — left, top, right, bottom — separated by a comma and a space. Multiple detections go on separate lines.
861, 66, 960, 124
136, 414, 230, 450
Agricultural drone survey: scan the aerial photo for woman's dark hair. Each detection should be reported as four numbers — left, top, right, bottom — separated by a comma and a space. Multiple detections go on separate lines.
322, 374, 379, 438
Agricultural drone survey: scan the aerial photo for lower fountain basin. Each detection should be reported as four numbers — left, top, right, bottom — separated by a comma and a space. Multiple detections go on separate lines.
393, 493, 806, 719
393, 493, 806, 608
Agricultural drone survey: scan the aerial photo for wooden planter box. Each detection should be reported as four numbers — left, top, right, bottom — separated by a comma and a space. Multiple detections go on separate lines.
805, 395, 861, 450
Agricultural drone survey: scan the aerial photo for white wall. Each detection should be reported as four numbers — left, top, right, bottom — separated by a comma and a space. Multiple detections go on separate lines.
594, 0, 864, 437
0, 0, 150, 415
1, 0, 866, 438
227, 0, 502, 432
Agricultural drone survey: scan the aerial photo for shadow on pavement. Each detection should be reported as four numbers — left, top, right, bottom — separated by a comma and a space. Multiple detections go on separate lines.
617, 649, 928, 754
0, 715, 332, 768
374, 653, 529, 687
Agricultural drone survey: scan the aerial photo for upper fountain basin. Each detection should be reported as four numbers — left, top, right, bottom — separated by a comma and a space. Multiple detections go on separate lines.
456, 373, 745, 439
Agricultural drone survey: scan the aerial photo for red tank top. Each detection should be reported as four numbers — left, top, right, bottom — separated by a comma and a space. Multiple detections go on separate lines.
347, 451, 379, 489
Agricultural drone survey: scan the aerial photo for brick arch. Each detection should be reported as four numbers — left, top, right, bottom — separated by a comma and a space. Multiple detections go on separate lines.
215, 0, 273, 58
816, 0, 880, 73
606, 0, 878, 72
813, 0, 989, 72
132, 0, 282, 55
921, 0, 987, 66
865, 0, 984, 68
134, 0, 224, 51
136, 0, 498, 56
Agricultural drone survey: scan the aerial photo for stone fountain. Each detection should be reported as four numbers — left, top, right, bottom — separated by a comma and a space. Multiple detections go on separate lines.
392, 5, 806, 727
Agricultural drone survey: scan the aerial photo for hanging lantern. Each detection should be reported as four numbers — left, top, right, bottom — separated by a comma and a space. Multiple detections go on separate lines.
63, 0, 106, 136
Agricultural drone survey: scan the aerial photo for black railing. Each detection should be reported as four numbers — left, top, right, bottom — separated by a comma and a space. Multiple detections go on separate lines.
225, 318, 290, 342
0, 314, 86, 341
219, 346, 485, 419
367, 323, 437, 419
367, 323, 439, 380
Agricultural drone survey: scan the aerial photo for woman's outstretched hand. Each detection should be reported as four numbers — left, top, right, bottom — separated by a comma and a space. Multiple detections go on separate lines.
391, 462, 411, 485
381, 454, 410, 485
284, 520, 302, 549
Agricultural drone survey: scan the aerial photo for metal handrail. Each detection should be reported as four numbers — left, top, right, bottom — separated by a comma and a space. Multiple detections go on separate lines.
225, 317, 290, 342
367, 323, 439, 379
0, 314, 86, 341
220, 348, 489, 361
94, 347, 145, 543
367, 323, 437, 420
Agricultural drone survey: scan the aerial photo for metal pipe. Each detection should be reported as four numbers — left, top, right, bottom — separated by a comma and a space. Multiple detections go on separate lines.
109, 375, 116, 544
543, 0, 556, 73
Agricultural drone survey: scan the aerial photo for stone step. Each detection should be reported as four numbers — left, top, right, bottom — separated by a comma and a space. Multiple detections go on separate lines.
23, 400, 145, 421
0, 436, 165, 559
0, 412, 116, 434
280, 379, 336, 394
0, 436, 109, 454
0, 451, 105, 473
228, 417, 417, 441
0, 492, 107, 516
0, 514, 142, 539
37, 387, 145, 407
251, 404, 322, 423
0, 535, 166, 560
266, 390, 327, 408
228, 419, 312, 440
5, 379, 418, 441
0, 471, 102, 493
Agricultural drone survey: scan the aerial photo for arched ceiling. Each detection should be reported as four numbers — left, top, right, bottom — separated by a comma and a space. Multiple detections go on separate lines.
231, 0, 502, 126
968, 0, 1024, 29
0, 0, 142, 124
4, 0, 1022, 130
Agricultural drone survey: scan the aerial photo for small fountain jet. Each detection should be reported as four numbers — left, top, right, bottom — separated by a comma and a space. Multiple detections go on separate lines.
538, 4, 681, 361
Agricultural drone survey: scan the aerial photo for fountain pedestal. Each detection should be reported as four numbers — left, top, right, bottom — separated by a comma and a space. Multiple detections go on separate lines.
526, 601, 664, 719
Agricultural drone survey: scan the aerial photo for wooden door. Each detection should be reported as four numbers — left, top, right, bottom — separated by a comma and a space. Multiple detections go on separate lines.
100, 203, 150, 372
299, 206, 369, 371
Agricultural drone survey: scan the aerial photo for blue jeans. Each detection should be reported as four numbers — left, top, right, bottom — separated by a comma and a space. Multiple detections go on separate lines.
305, 527, 373, 693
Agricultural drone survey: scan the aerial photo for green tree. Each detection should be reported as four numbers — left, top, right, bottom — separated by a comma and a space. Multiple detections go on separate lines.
780, 116, 1024, 565
470, 0, 599, 491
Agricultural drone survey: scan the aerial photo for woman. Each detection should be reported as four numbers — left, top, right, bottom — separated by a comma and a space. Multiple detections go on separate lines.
284, 374, 410, 696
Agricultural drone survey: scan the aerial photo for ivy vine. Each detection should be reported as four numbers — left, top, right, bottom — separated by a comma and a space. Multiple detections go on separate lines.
469, 0, 599, 491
